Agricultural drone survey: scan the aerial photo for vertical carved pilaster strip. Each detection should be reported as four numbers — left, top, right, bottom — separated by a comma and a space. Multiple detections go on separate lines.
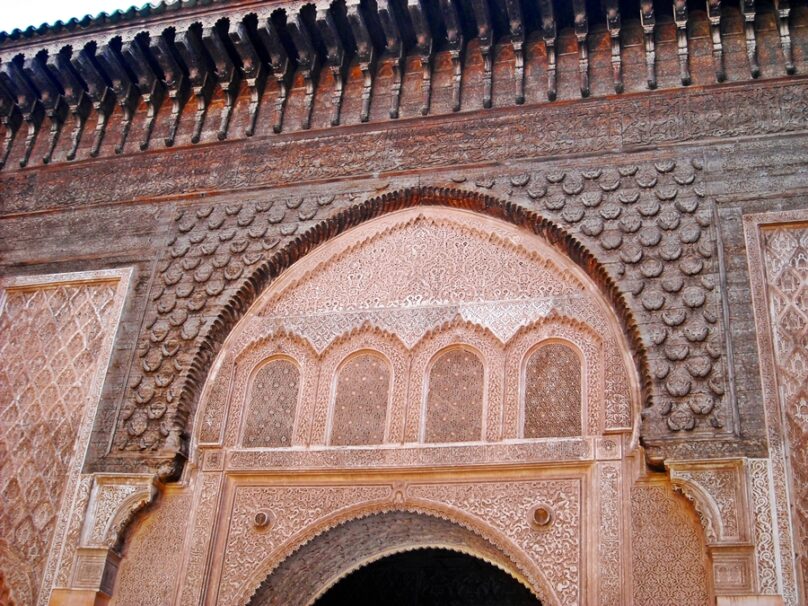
599, 461, 622, 606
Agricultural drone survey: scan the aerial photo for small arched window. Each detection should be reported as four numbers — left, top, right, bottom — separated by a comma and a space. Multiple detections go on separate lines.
242, 359, 300, 447
523, 342, 582, 438
330, 352, 391, 446
425, 347, 484, 443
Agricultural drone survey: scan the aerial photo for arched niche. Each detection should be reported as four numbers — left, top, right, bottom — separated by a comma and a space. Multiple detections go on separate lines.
522, 339, 584, 439
242, 356, 301, 448
329, 350, 392, 446
423, 345, 486, 444
193, 205, 640, 455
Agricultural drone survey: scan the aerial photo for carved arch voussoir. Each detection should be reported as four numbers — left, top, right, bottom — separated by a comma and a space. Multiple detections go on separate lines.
238, 497, 561, 606
120, 186, 649, 474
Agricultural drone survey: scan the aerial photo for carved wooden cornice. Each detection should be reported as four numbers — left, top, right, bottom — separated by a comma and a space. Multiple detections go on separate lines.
0, 0, 803, 170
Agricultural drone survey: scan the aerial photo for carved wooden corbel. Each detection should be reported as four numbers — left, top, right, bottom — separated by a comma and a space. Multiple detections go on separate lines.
71, 46, 115, 157
95, 42, 141, 154
376, 0, 404, 118
7, 60, 44, 167
674, 0, 692, 85
504, 0, 526, 104
573, 0, 590, 97
605, 0, 623, 93
256, 17, 293, 133
707, 0, 726, 82
346, 0, 376, 122
150, 32, 190, 147
469, 0, 493, 108
174, 25, 215, 144
48, 49, 92, 160
741, 0, 759, 78
230, 19, 267, 137
23, 53, 68, 165
774, 0, 795, 75
439, 0, 464, 111
316, 6, 347, 127
202, 21, 242, 141
408, 0, 434, 116
0, 69, 22, 169
538, 0, 557, 101
287, 13, 320, 130
641, 0, 657, 89
121, 35, 166, 151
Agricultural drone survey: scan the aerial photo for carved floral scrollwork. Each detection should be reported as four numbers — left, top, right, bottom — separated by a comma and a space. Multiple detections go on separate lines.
80, 475, 159, 549
667, 461, 747, 545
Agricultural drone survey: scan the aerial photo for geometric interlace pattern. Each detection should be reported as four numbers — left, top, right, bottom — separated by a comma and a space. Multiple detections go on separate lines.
0, 283, 116, 605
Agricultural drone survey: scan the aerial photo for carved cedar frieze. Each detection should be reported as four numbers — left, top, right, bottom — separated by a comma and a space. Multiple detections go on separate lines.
1, 80, 807, 216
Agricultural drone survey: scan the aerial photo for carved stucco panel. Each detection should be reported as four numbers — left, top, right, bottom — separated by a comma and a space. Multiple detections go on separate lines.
54, 475, 94, 588
504, 319, 604, 438
110, 488, 192, 606
192, 208, 634, 461
668, 461, 747, 544
407, 479, 581, 606
406, 321, 504, 443
0, 270, 130, 606
598, 462, 622, 606
218, 334, 319, 449
177, 472, 223, 606
630, 482, 712, 605
761, 225, 808, 595
217, 484, 393, 605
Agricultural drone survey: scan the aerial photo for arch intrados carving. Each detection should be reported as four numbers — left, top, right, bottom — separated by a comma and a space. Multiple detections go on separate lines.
238, 501, 559, 606
180, 186, 650, 459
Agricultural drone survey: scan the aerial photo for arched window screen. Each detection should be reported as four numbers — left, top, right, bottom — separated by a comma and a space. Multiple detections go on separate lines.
331, 353, 391, 446
523, 343, 582, 438
243, 359, 300, 447
425, 348, 484, 443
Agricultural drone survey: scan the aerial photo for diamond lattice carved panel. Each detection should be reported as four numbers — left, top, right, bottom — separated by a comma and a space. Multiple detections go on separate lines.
762, 225, 808, 593
0, 272, 128, 606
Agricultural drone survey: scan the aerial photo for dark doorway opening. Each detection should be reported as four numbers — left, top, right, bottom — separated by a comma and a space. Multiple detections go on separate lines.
313, 547, 540, 606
